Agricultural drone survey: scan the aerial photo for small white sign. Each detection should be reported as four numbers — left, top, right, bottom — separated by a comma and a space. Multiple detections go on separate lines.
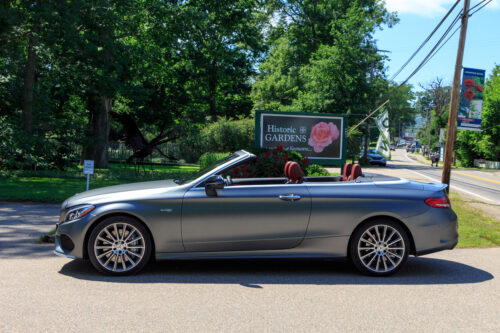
83, 160, 94, 175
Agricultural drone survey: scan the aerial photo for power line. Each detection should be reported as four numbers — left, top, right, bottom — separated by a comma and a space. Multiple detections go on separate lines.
389, 0, 461, 81
469, 0, 493, 16
350, 4, 462, 133
469, 0, 491, 14
398, 11, 462, 87
349, 0, 493, 134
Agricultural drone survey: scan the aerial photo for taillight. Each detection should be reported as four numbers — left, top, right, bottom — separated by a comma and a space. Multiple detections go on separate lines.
425, 196, 451, 209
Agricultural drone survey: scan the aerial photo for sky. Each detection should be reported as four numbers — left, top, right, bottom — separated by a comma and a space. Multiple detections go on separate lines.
374, 0, 500, 90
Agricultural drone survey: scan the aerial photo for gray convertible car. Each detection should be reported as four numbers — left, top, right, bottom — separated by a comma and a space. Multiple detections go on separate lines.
54, 150, 458, 276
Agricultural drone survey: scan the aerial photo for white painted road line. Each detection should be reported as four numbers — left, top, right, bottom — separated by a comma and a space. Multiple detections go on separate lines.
404, 168, 496, 203
398, 151, 496, 204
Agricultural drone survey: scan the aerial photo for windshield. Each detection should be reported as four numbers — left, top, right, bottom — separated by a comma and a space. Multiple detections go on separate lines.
174, 152, 242, 185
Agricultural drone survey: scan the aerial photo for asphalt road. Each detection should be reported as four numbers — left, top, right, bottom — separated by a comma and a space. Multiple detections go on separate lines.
392, 149, 500, 204
0, 202, 499, 332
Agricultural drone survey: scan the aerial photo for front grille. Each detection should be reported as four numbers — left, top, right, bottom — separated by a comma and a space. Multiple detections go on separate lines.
60, 234, 75, 252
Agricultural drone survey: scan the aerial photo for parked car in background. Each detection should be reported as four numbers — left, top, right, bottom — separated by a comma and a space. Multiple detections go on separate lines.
360, 149, 387, 166
54, 150, 457, 277
390, 144, 395, 151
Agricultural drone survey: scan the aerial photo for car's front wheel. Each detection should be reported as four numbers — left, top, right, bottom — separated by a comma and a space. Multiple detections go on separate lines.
349, 219, 410, 276
88, 216, 152, 275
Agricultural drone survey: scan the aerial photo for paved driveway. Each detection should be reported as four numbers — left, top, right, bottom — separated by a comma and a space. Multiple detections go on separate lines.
0, 202, 58, 258
0, 202, 499, 332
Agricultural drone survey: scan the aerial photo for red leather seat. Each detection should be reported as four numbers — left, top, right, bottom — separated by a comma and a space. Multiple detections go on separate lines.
350, 164, 362, 180
286, 162, 304, 184
284, 161, 293, 178
342, 163, 352, 181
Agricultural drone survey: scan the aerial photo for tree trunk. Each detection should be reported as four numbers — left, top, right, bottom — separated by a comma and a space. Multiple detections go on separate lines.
84, 95, 111, 168
22, 25, 39, 133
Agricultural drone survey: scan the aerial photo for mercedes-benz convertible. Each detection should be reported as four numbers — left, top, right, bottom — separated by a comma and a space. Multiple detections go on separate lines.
54, 150, 458, 276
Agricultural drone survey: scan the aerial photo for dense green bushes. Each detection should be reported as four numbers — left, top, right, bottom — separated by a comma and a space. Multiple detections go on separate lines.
177, 117, 254, 163
198, 152, 231, 169
0, 117, 77, 170
201, 118, 254, 153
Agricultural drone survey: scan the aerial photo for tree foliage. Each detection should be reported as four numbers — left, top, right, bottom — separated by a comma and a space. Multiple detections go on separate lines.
12, 1, 498, 171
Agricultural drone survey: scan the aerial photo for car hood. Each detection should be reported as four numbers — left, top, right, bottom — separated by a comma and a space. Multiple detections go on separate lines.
62, 179, 180, 209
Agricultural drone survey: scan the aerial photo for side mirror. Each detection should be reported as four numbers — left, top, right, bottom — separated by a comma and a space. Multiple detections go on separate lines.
205, 175, 224, 196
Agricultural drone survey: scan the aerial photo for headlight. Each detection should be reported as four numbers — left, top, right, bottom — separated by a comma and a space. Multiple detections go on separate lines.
65, 205, 95, 222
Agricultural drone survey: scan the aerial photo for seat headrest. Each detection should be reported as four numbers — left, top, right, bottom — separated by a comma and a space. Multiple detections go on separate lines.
350, 164, 362, 180
284, 161, 293, 179
287, 162, 304, 184
342, 163, 353, 181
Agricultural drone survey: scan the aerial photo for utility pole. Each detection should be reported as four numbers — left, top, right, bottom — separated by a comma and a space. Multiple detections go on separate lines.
442, 0, 470, 191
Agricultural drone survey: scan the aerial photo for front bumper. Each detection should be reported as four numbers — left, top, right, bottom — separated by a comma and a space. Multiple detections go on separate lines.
53, 249, 76, 259
54, 212, 95, 259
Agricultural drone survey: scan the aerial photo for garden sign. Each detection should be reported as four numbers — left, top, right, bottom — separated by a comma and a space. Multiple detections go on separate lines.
255, 111, 347, 165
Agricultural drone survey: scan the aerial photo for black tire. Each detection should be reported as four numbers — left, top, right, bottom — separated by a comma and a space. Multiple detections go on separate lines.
88, 216, 152, 276
349, 219, 410, 276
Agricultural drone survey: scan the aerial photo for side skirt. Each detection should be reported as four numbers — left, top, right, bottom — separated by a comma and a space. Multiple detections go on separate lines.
156, 235, 350, 260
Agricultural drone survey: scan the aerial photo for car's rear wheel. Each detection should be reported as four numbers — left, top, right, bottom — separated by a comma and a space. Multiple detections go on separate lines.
88, 216, 152, 276
349, 219, 410, 276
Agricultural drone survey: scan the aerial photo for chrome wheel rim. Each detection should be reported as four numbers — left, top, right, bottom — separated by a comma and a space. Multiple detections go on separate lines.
357, 224, 405, 273
94, 223, 145, 272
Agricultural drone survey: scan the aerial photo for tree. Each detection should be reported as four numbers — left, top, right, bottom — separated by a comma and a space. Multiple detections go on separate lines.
179, 0, 266, 121
415, 78, 451, 151
54, 0, 158, 168
385, 82, 416, 139
252, 0, 396, 114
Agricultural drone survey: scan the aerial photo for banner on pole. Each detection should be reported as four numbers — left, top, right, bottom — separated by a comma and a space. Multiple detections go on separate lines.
375, 110, 391, 159
458, 67, 485, 131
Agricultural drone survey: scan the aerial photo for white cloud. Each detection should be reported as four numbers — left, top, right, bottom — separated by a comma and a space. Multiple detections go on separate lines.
384, 0, 499, 17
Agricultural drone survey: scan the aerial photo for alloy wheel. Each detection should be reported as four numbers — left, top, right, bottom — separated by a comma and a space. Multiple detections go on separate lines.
93, 222, 146, 273
357, 224, 406, 273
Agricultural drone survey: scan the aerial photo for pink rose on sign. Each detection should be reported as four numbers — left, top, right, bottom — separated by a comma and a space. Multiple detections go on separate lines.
308, 122, 340, 153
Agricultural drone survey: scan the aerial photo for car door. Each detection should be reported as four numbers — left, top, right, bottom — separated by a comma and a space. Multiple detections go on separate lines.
181, 183, 311, 252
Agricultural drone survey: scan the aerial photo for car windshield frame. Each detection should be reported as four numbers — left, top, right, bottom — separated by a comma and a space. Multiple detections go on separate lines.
176, 150, 254, 186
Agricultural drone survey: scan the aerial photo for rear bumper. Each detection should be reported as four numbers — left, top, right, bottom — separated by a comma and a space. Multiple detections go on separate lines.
405, 208, 459, 256
416, 240, 457, 256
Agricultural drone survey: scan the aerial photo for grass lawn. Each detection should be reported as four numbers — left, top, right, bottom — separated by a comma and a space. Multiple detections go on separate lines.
0, 177, 127, 203
450, 192, 500, 248
0, 164, 199, 203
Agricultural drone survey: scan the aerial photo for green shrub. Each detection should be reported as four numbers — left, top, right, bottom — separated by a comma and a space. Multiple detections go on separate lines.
306, 164, 330, 176
198, 152, 231, 169
0, 117, 76, 170
174, 118, 254, 163
200, 117, 254, 153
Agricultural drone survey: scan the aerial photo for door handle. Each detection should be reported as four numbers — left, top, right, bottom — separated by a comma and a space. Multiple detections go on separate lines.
279, 194, 301, 202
